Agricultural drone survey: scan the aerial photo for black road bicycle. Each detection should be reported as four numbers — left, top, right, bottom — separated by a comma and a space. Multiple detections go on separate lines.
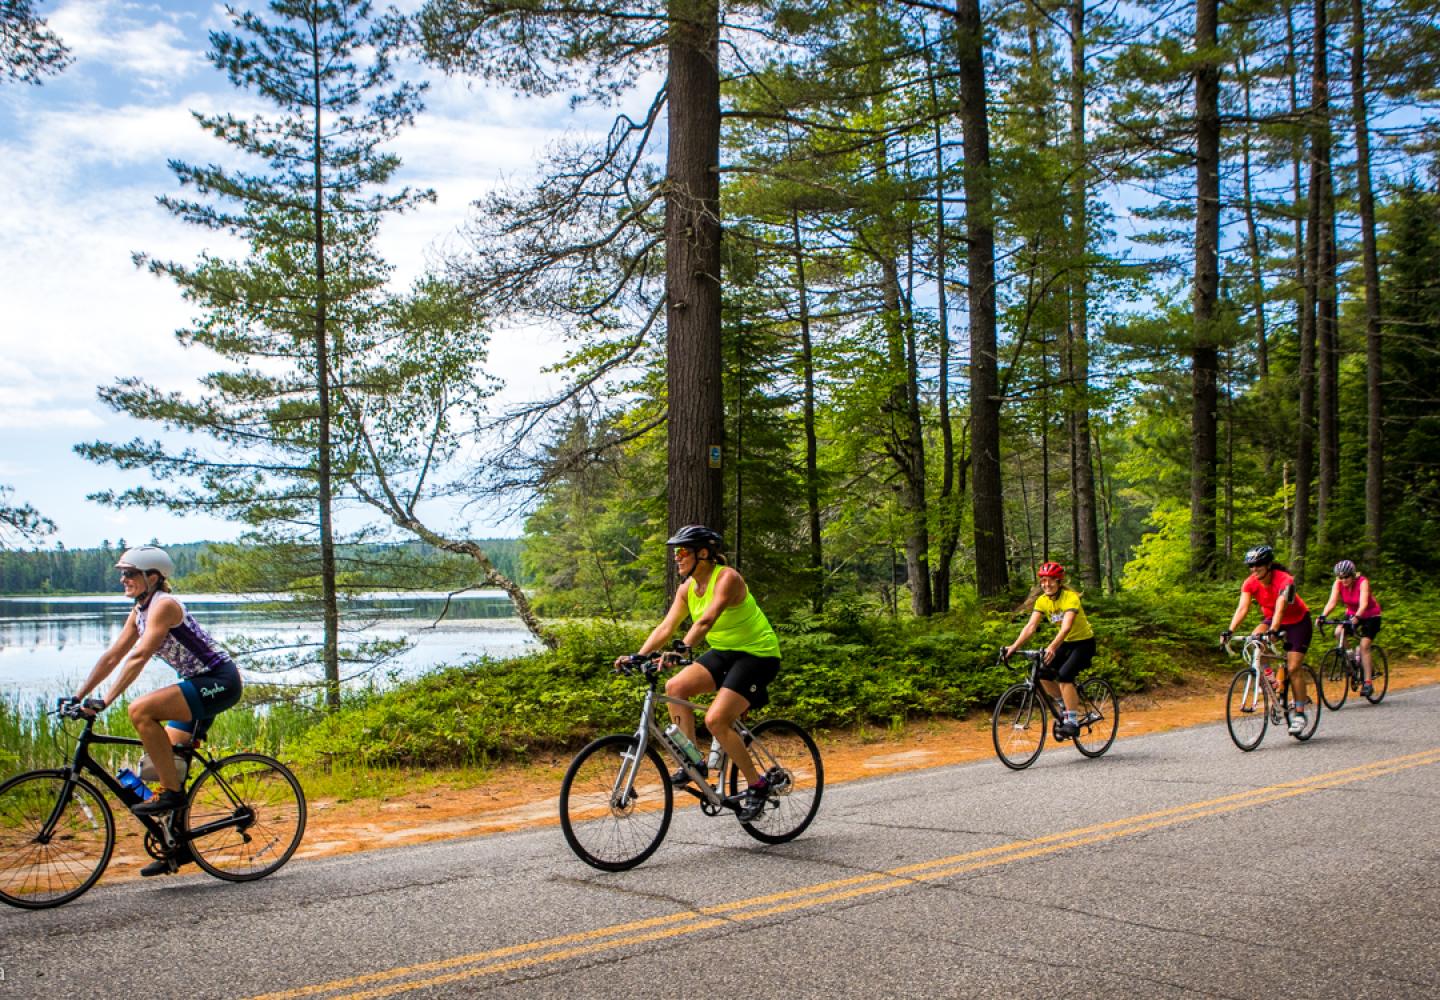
1316, 617, 1389, 711
559, 650, 823, 871
0, 700, 306, 909
991, 650, 1119, 770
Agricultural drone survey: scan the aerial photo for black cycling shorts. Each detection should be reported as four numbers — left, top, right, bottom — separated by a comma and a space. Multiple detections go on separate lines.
169, 658, 243, 736
1355, 616, 1382, 640
1038, 637, 1096, 685
699, 648, 780, 711
1277, 614, 1314, 655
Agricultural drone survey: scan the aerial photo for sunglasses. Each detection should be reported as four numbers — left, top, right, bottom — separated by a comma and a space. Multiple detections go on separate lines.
119, 568, 145, 580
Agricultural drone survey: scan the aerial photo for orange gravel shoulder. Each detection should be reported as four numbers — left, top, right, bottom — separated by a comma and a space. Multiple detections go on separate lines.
102, 657, 1440, 881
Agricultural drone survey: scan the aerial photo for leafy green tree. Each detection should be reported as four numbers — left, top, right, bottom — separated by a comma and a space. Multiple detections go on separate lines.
78, 0, 430, 708
0, 485, 54, 547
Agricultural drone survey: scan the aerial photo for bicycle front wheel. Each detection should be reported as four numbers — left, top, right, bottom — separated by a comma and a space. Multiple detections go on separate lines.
1365, 647, 1389, 704
0, 770, 114, 909
560, 734, 672, 872
1285, 666, 1322, 741
993, 684, 1046, 770
1226, 669, 1268, 751
728, 719, 824, 845
1318, 649, 1348, 711
1073, 679, 1119, 758
186, 753, 306, 881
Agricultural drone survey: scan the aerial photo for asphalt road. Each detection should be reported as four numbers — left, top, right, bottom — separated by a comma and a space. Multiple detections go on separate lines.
4, 684, 1439, 999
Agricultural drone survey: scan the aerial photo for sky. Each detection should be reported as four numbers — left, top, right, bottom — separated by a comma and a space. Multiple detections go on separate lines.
0, 0, 621, 550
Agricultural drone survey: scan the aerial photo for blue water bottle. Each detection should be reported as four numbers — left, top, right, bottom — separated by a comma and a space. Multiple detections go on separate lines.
117, 767, 153, 804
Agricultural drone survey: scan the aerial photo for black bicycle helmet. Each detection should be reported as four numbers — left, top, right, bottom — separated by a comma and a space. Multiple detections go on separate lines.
665, 524, 723, 554
1244, 544, 1275, 567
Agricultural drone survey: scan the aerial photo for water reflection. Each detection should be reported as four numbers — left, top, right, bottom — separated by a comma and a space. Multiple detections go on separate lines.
0, 592, 536, 698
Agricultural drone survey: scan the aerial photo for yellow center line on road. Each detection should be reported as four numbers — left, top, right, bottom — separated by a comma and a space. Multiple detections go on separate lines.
249, 747, 1440, 1000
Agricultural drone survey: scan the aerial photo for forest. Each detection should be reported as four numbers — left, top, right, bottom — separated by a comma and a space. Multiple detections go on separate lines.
4, 0, 1439, 700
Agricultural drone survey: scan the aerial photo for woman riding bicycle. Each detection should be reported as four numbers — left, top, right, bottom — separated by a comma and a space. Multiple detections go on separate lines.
1002, 562, 1094, 739
66, 545, 243, 874
1319, 559, 1382, 697
613, 525, 781, 822
1222, 544, 1313, 734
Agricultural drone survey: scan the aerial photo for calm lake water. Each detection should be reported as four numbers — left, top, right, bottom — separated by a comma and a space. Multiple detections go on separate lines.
0, 592, 537, 701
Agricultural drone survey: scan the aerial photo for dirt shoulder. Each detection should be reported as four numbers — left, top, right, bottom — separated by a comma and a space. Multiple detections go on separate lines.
104, 657, 1440, 878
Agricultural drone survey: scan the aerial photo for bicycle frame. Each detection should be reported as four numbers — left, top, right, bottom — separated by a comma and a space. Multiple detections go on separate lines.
611, 667, 760, 813
42, 715, 253, 854
1232, 635, 1287, 719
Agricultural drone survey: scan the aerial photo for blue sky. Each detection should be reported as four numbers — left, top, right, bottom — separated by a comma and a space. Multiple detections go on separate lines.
0, 0, 619, 549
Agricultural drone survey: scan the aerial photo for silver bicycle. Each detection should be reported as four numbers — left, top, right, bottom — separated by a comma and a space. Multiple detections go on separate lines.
1222, 633, 1321, 751
559, 650, 823, 871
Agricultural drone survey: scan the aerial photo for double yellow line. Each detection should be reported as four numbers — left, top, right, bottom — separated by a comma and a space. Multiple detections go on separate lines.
250, 747, 1440, 1000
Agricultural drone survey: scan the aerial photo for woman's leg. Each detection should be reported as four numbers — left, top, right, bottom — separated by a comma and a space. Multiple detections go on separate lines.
128, 685, 193, 794
705, 688, 760, 785
664, 662, 717, 745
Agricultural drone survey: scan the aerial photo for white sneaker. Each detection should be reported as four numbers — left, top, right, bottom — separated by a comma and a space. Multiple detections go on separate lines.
1288, 710, 1306, 735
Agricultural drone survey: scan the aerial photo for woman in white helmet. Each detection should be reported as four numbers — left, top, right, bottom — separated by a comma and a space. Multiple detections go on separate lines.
67, 545, 243, 875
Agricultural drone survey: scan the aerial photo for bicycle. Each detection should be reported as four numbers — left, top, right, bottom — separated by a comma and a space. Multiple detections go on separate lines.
558, 649, 823, 871
1316, 617, 1388, 710
1222, 633, 1321, 751
990, 650, 1119, 770
0, 699, 306, 909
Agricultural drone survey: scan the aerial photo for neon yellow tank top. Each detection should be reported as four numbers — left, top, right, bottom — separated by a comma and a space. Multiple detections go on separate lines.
685, 566, 781, 658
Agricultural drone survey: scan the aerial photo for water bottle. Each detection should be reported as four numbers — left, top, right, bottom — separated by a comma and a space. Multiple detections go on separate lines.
1263, 665, 1276, 687
116, 767, 153, 804
664, 724, 704, 768
706, 737, 722, 772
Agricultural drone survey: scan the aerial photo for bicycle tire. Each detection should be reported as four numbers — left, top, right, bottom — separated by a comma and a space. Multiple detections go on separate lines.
1365, 647, 1389, 704
560, 734, 672, 872
1225, 668, 1268, 752
0, 770, 114, 909
1318, 649, 1348, 711
992, 684, 1046, 770
1072, 678, 1119, 758
186, 753, 306, 881
1284, 666, 1322, 741
727, 719, 824, 845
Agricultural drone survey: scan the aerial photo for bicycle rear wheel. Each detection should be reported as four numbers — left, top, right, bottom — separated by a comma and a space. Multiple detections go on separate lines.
1225, 669, 1267, 751
186, 753, 306, 881
560, 734, 672, 872
1073, 679, 1119, 758
992, 684, 1046, 770
0, 770, 114, 909
728, 719, 824, 845
1284, 666, 1322, 741
1364, 647, 1389, 704
1318, 649, 1348, 711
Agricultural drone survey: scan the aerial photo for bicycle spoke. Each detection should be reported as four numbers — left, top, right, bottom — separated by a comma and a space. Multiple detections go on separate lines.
0, 772, 114, 909
560, 735, 672, 871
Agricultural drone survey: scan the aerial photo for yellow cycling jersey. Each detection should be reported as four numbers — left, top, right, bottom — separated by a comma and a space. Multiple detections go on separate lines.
1033, 587, 1094, 643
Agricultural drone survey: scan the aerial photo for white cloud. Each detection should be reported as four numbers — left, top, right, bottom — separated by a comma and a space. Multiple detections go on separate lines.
49, 0, 204, 93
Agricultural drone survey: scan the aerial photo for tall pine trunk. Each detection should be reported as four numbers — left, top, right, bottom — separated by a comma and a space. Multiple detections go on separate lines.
1190, 0, 1221, 577
310, 23, 340, 710
1068, 0, 1102, 589
1350, 0, 1383, 563
791, 211, 825, 610
927, 34, 959, 612
955, 0, 1008, 596
1313, 0, 1339, 562
1285, 0, 1312, 570
665, 0, 724, 584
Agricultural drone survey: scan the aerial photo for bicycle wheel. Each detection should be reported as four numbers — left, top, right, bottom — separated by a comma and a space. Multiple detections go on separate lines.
0, 770, 114, 909
186, 753, 306, 881
1225, 669, 1268, 751
1364, 647, 1389, 704
992, 684, 1046, 770
1284, 666, 1322, 741
560, 734, 672, 872
727, 719, 824, 845
1318, 649, 1348, 711
1072, 679, 1119, 758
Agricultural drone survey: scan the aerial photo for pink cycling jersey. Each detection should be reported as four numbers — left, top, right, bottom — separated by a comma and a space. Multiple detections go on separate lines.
1338, 575, 1381, 618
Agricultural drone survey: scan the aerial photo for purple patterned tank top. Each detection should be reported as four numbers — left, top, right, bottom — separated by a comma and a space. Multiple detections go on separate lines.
135, 596, 233, 679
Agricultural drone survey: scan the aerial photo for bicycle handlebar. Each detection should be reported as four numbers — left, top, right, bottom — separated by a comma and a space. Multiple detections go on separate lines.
55, 698, 105, 720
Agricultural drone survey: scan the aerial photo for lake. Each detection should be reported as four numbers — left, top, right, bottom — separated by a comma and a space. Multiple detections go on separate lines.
0, 591, 538, 701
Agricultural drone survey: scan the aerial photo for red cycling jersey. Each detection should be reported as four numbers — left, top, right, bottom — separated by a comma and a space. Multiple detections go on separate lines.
1242, 569, 1308, 626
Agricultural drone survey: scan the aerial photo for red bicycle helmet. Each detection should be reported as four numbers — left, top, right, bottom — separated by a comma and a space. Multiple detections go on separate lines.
1037, 561, 1065, 579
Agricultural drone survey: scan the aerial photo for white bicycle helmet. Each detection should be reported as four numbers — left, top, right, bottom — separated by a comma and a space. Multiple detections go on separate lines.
115, 545, 175, 578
